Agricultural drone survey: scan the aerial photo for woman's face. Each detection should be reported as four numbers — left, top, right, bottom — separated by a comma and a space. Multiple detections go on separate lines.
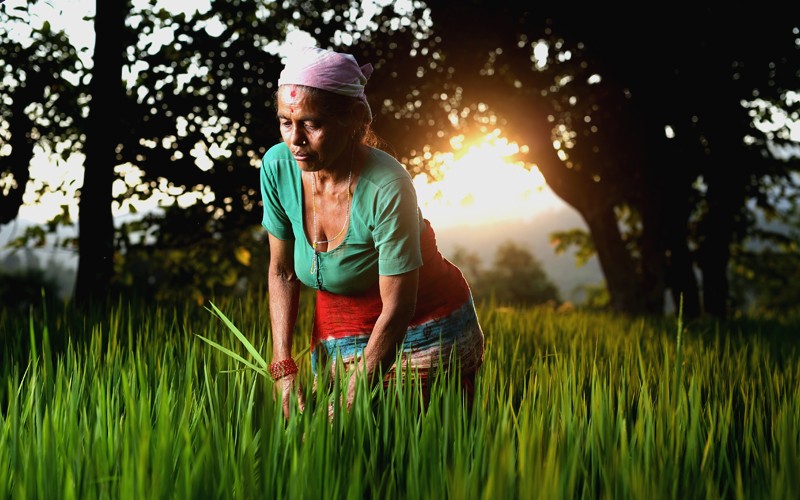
276, 85, 351, 173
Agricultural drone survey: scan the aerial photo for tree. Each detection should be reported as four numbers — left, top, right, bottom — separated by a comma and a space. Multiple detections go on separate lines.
348, 3, 800, 319
73, 0, 130, 304
449, 242, 560, 307
559, 7, 800, 319
0, 0, 128, 305
481, 240, 561, 306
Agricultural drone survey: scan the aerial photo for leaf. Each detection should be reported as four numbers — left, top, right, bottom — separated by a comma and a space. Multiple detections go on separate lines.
195, 334, 267, 377
206, 301, 268, 370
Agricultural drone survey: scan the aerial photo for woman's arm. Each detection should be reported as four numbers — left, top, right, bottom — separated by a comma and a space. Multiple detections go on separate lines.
267, 233, 303, 418
347, 268, 419, 404
267, 233, 301, 360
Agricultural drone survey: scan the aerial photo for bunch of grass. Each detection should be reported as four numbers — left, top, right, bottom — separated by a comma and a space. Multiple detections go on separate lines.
2, 294, 799, 499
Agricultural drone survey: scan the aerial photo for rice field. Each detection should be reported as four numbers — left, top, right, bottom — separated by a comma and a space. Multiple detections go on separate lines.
2, 290, 799, 499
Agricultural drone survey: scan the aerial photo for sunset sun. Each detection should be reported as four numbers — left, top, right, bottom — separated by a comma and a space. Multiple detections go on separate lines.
413, 131, 563, 229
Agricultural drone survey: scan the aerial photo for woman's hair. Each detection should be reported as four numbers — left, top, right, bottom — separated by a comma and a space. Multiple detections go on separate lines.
275, 85, 389, 151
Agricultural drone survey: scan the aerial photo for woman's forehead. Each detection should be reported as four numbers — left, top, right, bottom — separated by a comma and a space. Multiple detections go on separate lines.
278, 85, 314, 103
277, 85, 318, 113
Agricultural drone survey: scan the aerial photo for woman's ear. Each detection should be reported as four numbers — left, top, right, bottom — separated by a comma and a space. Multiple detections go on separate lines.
349, 102, 369, 141
350, 100, 369, 127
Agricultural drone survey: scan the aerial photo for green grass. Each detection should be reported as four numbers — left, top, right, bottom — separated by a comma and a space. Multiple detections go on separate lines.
2, 290, 800, 499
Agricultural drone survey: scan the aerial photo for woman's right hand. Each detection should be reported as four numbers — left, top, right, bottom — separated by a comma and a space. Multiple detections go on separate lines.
278, 372, 306, 420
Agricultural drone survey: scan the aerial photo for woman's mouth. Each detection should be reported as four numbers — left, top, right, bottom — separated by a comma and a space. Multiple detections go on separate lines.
293, 151, 310, 162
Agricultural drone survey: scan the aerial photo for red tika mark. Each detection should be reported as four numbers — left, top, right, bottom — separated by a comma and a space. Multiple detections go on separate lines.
289, 85, 297, 114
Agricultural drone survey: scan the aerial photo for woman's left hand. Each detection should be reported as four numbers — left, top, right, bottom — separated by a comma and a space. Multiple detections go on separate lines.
327, 361, 361, 419
345, 363, 359, 410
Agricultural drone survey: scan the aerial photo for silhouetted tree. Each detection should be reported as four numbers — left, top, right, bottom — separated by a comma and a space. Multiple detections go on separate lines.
73, 0, 130, 305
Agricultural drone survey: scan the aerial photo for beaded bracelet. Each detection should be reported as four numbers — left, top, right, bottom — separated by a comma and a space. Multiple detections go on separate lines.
268, 358, 298, 381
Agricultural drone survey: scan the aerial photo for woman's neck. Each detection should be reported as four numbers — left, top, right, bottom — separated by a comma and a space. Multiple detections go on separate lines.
316, 144, 364, 186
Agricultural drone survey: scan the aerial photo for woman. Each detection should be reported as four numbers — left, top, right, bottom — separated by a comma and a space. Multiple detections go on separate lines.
260, 46, 484, 418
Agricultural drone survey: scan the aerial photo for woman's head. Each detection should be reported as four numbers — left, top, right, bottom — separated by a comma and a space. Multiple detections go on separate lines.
277, 46, 376, 147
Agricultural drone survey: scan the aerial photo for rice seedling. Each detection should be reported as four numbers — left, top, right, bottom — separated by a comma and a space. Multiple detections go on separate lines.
1, 291, 799, 499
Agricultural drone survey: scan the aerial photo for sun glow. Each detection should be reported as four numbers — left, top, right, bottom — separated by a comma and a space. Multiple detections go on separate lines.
413, 132, 564, 229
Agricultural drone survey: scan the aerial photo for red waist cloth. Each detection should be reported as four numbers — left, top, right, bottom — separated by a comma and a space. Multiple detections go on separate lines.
312, 219, 471, 344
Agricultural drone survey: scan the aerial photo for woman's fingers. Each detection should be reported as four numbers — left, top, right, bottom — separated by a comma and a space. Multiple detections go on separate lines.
279, 373, 304, 419
345, 372, 357, 410
281, 376, 292, 419
297, 383, 306, 414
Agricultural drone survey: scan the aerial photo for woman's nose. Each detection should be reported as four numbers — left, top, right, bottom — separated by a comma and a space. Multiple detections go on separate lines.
290, 128, 306, 146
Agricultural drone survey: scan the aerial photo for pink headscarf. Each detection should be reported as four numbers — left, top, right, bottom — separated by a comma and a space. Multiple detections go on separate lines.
278, 46, 374, 122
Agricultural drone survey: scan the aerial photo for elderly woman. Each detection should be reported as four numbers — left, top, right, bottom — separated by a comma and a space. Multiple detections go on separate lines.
260, 46, 484, 418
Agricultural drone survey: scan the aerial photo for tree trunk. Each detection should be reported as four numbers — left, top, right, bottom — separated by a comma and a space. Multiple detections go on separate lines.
637, 217, 667, 315
636, 116, 702, 319
583, 205, 648, 314
697, 151, 745, 319
74, 1, 127, 305
692, 38, 755, 320
666, 236, 702, 318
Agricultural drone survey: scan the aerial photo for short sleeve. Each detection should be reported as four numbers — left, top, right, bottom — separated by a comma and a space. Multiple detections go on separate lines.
260, 155, 294, 240
373, 177, 423, 275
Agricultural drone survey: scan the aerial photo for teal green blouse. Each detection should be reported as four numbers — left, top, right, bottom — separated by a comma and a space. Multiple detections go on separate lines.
260, 143, 424, 295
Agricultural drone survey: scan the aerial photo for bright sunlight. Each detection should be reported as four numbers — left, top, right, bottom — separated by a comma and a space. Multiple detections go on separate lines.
414, 131, 563, 229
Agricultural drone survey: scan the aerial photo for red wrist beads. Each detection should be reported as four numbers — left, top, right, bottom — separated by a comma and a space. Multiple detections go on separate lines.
269, 358, 298, 381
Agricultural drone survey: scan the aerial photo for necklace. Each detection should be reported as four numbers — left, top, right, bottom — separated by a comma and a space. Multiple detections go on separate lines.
310, 165, 353, 274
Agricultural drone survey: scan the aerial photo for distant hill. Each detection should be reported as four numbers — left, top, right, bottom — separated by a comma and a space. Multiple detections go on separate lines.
431, 206, 604, 303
